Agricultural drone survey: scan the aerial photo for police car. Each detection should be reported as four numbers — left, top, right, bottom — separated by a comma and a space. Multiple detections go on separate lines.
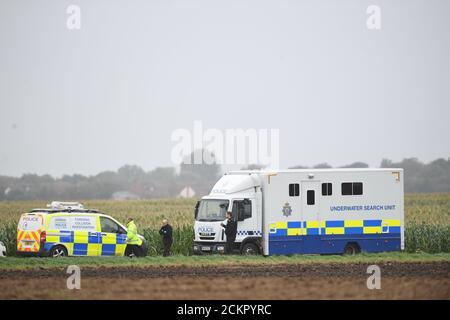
16, 201, 147, 257
0, 241, 6, 257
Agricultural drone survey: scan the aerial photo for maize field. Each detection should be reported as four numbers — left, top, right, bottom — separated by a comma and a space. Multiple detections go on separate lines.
0, 194, 448, 256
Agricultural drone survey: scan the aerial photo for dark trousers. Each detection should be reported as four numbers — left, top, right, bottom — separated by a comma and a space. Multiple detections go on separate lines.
163, 240, 172, 257
225, 239, 235, 255
126, 244, 143, 257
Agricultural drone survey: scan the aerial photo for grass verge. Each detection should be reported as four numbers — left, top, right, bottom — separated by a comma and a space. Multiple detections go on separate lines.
0, 252, 449, 270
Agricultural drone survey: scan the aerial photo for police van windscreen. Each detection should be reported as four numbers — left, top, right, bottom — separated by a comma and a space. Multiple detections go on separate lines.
196, 199, 229, 222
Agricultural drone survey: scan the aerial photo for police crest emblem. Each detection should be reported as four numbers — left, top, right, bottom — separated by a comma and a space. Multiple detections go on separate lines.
282, 202, 292, 217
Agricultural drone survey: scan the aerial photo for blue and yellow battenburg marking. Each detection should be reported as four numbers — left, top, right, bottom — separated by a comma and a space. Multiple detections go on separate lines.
269, 219, 401, 237
44, 231, 127, 256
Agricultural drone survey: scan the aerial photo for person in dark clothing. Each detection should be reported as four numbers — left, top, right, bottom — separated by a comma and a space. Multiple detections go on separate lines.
220, 212, 237, 255
159, 219, 173, 256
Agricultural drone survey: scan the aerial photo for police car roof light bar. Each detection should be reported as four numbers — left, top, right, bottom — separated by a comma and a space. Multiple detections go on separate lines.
47, 201, 84, 210
30, 208, 102, 214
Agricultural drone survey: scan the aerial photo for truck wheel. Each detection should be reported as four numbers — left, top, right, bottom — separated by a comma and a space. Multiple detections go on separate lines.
241, 243, 259, 255
344, 242, 360, 255
50, 245, 68, 258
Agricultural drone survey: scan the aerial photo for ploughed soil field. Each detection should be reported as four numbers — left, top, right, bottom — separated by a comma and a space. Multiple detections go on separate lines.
1, 262, 449, 299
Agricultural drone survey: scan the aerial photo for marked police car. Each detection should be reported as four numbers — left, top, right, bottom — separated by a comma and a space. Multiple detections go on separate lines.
0, 241, 6, 257
16, 201, 147, 257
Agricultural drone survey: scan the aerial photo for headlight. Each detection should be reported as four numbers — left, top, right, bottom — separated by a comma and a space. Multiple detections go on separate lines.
217, 246, 225, 251
193, 245, 199, 251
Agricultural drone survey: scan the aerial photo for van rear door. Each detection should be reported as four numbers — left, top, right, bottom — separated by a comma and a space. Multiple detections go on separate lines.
17, 213, 45, 253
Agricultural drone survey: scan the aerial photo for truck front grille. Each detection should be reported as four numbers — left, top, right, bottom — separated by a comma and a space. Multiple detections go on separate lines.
199, 236, 215, 241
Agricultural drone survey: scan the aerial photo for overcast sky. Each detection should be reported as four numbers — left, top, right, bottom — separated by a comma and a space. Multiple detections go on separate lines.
0, 0, 449, 177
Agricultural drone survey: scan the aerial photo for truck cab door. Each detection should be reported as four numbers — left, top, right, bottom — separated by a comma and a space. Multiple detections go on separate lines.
232, 199, 254, 241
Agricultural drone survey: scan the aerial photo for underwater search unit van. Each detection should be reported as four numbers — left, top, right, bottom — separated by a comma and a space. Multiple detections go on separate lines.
16, 201, 147, 257
193, 169, 404, 256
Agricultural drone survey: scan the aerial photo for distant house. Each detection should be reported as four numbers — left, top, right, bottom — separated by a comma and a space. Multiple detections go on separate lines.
111, 191, 140, 200
178, 186, 196, 198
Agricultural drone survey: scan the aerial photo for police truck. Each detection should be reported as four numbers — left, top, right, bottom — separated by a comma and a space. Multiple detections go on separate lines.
193, 169, 404, 256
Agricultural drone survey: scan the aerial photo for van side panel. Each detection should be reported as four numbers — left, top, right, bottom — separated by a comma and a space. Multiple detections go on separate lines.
44, 214, 101, 256
44, 214, 128, 256
264, 170, 404, 255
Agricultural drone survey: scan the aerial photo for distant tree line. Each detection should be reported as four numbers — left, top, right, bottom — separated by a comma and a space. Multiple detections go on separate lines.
288, 158, 450, 193
0, 151, 221, 201
0, 157, 448, 201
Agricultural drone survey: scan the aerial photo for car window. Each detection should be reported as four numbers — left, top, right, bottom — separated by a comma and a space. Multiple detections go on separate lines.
100, 217, 121, 233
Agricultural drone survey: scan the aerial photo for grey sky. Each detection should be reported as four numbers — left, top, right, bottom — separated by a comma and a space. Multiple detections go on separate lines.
0, 0, 449, 177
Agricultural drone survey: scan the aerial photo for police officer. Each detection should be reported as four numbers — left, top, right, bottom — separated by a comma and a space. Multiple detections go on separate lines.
126, 217, 143, 257
159, 219, 173, 257
221, 212, 237, 254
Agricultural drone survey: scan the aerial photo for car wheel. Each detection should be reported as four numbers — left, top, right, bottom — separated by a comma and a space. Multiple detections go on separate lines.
241, 243, 259, 255
50, 245, 68, 258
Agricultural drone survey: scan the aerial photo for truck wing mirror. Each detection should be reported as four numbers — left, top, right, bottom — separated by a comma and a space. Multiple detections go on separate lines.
194, 201, 200, 219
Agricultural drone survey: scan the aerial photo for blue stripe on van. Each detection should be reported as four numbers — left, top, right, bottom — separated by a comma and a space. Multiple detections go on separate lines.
326, 220, 344, 228
275, 229, 287, 236
288, 221, 302, 228
73, 243, 87, 255
60, 231, 74, 243
88, 233, 100, 244
345, 227, 364, 235
101, 244, 116, 256
307, 228, 320, 235
389, 226, 401, 233
116, 234, 127, 244
364, 220, 382, 227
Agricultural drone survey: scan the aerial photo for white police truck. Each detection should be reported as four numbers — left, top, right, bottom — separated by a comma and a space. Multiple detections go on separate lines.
193, 169, 404, 256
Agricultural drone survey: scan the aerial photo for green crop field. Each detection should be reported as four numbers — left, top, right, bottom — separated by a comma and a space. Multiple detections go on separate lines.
0, 193, 449, 257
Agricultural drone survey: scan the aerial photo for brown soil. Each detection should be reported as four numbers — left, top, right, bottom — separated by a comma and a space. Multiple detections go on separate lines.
1, 262, 449, 299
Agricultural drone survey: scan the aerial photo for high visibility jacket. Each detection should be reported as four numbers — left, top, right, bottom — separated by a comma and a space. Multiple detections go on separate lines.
126, 221, 143, 246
